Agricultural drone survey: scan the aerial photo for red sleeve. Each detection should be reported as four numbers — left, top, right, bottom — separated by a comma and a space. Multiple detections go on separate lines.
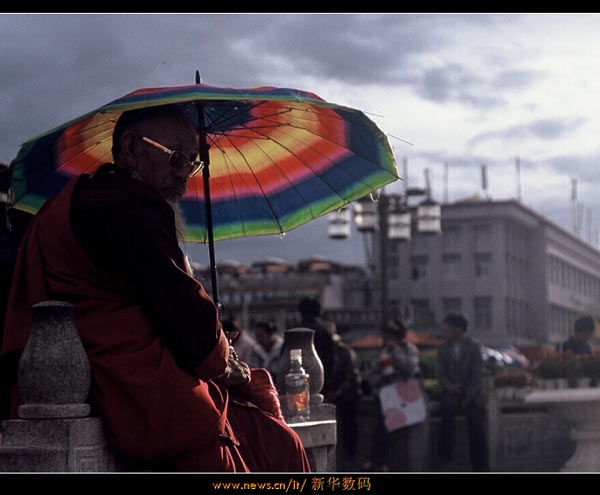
192, 331, 230, 380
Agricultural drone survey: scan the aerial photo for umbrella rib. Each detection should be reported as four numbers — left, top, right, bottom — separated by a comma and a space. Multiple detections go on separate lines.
205, 101, 271, 130
265, 115, 396, 214
252, 129, 348, 217
250, 102, 349, 126
12, 134, 114, 205
207, 105, 397, 227
204, 101, 291, 139
206, 106, 337, 147
207, 100, 265, 123
208, 111, 294, 143
211, 135, 285, 234
54, 135, 114, 176
239, 119, 366, 214
260, 113, 398, 181
232, 129, 324, 222
213, 144, 250, 238
209, 105, 344, 147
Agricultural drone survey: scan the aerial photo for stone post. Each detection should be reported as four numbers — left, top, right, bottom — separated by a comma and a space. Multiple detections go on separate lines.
0, 301, 109, 472
17, 301, 91, 419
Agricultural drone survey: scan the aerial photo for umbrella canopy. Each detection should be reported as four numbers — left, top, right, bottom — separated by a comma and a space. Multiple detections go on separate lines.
9, 82, 399, 243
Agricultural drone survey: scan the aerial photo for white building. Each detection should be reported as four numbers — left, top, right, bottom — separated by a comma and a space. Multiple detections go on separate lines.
377, 198, 600, 346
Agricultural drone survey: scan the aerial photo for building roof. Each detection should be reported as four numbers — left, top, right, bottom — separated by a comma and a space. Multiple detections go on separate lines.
443, 198, 600, 256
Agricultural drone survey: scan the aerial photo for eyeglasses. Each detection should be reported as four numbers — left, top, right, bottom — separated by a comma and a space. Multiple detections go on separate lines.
141, 136, 203, 177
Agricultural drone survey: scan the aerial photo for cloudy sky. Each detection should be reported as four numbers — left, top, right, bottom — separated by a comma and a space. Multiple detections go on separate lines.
2, 13, 600, 267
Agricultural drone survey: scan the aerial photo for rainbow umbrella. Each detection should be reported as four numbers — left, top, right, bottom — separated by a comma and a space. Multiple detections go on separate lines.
8, 76, 399, 304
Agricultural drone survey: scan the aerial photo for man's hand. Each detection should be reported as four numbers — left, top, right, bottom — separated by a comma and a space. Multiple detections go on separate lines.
214, 356, 251, 387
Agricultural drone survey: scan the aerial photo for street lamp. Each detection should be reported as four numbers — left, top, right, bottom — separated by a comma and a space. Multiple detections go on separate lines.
327, 208, 352, 239
416, 198, 442, 235
329, 186, 442, 329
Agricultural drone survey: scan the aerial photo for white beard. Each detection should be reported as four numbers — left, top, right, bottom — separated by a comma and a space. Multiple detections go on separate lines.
128, 169, 187, 241
166, 199, 186, 242
167, 199, 195, 277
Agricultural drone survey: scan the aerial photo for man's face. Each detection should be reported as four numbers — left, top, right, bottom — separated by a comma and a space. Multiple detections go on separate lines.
255, 327, 270, 348
444, 323, 463, 341
132, 115, 198, 202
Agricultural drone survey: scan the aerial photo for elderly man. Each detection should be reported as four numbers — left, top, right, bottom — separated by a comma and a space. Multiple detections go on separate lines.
1, 105, 309, 472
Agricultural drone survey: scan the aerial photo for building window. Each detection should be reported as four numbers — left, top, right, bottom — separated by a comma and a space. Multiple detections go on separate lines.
442, 254, 461, 281
410, 298, 435, 329
411, 255, 429, 280
474, 296, 492, 331
473, 224, 492, 250
474, 252, 492, 277
506, 297, 525, 336
443, 225, 462, 252
388, 252, 400, 279
442, 297, 462, 314
549, 257, 558, 285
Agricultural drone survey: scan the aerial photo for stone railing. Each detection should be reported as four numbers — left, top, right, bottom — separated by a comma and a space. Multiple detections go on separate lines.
286, 404, 337, 472
0, 300, 336, 472
345, 380, 574, 472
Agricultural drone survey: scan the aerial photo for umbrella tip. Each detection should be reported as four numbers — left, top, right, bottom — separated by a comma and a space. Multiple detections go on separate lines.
195, 71, 202, 84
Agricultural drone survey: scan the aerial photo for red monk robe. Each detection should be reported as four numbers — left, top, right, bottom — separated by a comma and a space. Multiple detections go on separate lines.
1, 165, 309, 472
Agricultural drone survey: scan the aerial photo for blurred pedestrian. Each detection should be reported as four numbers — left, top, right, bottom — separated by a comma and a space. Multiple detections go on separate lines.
222, 316, 259, 365
437, 312, 489, 472
556, 315, 596, 355
365, 320, 426, 472
249, 321, 283, 382
326, 330, 361, 469
297, 298, 335, 395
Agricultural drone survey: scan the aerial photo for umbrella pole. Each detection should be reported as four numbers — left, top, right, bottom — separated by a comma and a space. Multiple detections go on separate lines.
195, 72, 221, 310
202, 159, 221, 310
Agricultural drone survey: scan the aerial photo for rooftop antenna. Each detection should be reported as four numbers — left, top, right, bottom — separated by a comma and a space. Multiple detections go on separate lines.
402, 157, 408, 196
587, 207, 593, 244
424, 168, 432, 199
515, 157, 522, 201
444, 161, 449, 204
571, 177, 579, 236
481, 164, 489, 200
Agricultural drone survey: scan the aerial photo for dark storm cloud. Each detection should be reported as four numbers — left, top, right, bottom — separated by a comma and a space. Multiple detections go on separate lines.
417, 64, 505, 108
0, 13, 438, 162
0, 13, 534, 163
0, 13, 275, 162
469, 117, 586, 147
414, 64, 543, 109
542, 152, 600, 183
493, 69, 544, 90
226, 14, 448, 85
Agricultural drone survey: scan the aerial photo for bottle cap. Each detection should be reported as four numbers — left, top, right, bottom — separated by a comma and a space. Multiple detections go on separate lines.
290, 349, 302, 362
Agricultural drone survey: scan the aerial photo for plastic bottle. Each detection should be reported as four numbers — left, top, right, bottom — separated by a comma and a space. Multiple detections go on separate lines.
285, 348, 310, 420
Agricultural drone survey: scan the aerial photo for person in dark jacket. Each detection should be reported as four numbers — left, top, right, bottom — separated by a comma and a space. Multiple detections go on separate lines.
556, 315, 596, 355
297, 298, 336, 396
437, 312, 489, 472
